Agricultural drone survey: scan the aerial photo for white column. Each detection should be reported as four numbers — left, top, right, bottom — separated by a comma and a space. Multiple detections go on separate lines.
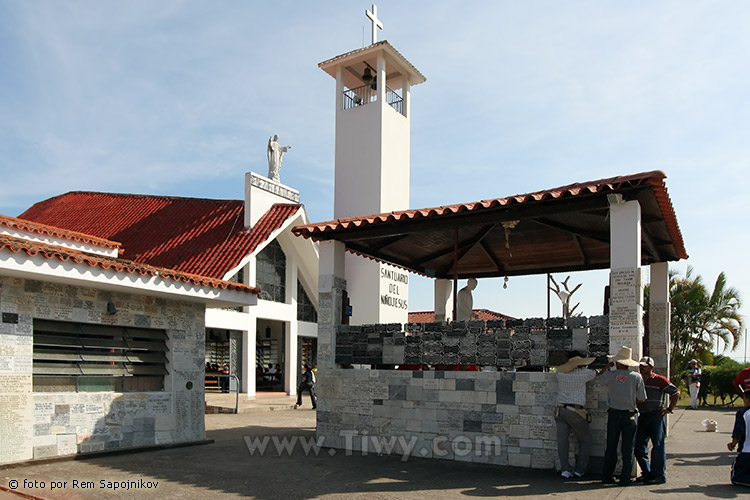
335, 66, 343, 113
434, 279, 452, 322
377, 54, 386, 109
244, 257, 258, 397
608, 198, 644, 360
242, 328, 256, 397
285, 320, 298, 395
285, 257, 299, 395
320, 240, 346, 283
610, 198, 641, 269
649, 262, 671, 378
403, 78, 411, 118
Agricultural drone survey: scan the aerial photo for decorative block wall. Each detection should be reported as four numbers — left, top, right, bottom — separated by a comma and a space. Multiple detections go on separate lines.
335, 316, 610, 369
0, 276, 207, 465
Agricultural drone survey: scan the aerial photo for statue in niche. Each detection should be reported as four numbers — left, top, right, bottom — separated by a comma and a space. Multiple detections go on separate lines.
456, 278, 479, 321
267, 134, 291, 182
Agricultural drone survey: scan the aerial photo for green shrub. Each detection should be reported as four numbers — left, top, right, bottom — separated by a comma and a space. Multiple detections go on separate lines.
695, 358, 750, 406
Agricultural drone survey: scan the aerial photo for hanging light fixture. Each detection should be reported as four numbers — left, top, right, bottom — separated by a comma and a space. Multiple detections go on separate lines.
501, 220, 520, 256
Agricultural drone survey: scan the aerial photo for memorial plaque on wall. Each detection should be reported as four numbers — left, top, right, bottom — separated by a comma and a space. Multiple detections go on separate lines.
0, 393, 33, 463
0, 374, 32, 394
611, 269, 640, 288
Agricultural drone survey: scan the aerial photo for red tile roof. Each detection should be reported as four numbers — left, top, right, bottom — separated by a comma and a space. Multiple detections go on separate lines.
293, 171, 686, 260
319, 40, 427, 85
0, 214, 121, 250
292, 170, 686, 279
408, 309, 512, 323
0, 234, 258, 294
20, 192, 301, 279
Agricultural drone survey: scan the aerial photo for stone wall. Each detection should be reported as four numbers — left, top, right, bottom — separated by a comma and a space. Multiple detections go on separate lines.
0, 276, 206, 464
318, 316, 611, 469
317, 368, 608, 468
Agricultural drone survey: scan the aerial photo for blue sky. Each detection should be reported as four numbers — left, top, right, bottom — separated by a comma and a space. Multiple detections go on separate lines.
1, 1, 748, 360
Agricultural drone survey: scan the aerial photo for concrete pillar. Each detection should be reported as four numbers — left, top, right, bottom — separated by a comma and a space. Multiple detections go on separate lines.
434, 279, 452, 322
285, 320, 298, 395
377, 53, 386, 110
318, 240, 346, 370
286, 259, 299, 396
608, 198, 644, 361
649, 262, 671, 378
242, 328, 256, 397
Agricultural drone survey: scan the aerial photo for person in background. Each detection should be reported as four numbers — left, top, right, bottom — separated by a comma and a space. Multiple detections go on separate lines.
688, 359, 702, 409
598, 346, 647, 486
727, 389, 750, 486
554, 352, 597, 479
733, 365, 750, 395
635, 356, 680, 484
294, 363, 317, 410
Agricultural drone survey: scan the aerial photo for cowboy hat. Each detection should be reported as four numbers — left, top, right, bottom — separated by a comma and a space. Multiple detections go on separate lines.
555, 355, 596, 373
607, 346, 640, 367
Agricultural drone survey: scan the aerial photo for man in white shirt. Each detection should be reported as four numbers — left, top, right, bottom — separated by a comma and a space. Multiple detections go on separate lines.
554, 352, 597, 479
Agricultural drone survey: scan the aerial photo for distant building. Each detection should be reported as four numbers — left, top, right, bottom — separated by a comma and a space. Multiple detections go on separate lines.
408, 309, 512, 323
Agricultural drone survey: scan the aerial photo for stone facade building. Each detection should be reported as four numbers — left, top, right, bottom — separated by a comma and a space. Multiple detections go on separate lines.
0, 215, 257, 464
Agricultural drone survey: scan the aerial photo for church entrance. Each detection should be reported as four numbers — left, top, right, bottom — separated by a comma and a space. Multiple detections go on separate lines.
256, 319, 285, 391
298, 336, 317, 385
205, 328, 242, 393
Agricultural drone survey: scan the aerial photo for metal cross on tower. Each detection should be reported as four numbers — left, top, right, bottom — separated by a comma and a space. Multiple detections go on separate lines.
366, 4, 383, 44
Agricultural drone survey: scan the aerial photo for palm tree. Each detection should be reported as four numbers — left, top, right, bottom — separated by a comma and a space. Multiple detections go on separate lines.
667, 266, 743, 375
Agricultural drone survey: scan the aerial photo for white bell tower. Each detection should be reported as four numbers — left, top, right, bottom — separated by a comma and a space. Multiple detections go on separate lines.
319, 6, 426, 325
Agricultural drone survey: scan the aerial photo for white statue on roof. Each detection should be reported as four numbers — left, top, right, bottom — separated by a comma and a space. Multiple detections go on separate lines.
267, 134, 291, 183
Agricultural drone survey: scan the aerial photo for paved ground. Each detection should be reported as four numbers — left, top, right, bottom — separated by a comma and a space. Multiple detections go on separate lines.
1, 405, 746, 499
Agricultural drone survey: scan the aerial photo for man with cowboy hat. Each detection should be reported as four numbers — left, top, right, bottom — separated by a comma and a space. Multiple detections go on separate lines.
598, 346, 647, 486
554, 351, 597, 478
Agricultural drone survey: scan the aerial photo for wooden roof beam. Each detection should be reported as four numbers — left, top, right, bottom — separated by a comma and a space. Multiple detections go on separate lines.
641, 228, 660, 262
371, 233, 409, 251
479, 239, 505, 273
415, 223, 498, 267
531, 217, 610, 244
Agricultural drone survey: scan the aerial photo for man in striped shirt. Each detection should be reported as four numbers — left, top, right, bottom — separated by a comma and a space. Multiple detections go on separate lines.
554, 352, 597, 479
635, 356, 679, 484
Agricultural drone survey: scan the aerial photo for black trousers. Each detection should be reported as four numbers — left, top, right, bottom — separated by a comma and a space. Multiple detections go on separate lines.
297, 382, 317, 408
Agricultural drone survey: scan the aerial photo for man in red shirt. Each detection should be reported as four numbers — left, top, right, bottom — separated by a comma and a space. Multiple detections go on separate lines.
635, 356, 680, 484
734, 366, 750, 395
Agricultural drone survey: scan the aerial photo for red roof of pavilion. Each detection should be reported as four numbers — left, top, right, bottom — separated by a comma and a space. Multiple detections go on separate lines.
292, 171, 687, 279
294, 171, 685, 259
